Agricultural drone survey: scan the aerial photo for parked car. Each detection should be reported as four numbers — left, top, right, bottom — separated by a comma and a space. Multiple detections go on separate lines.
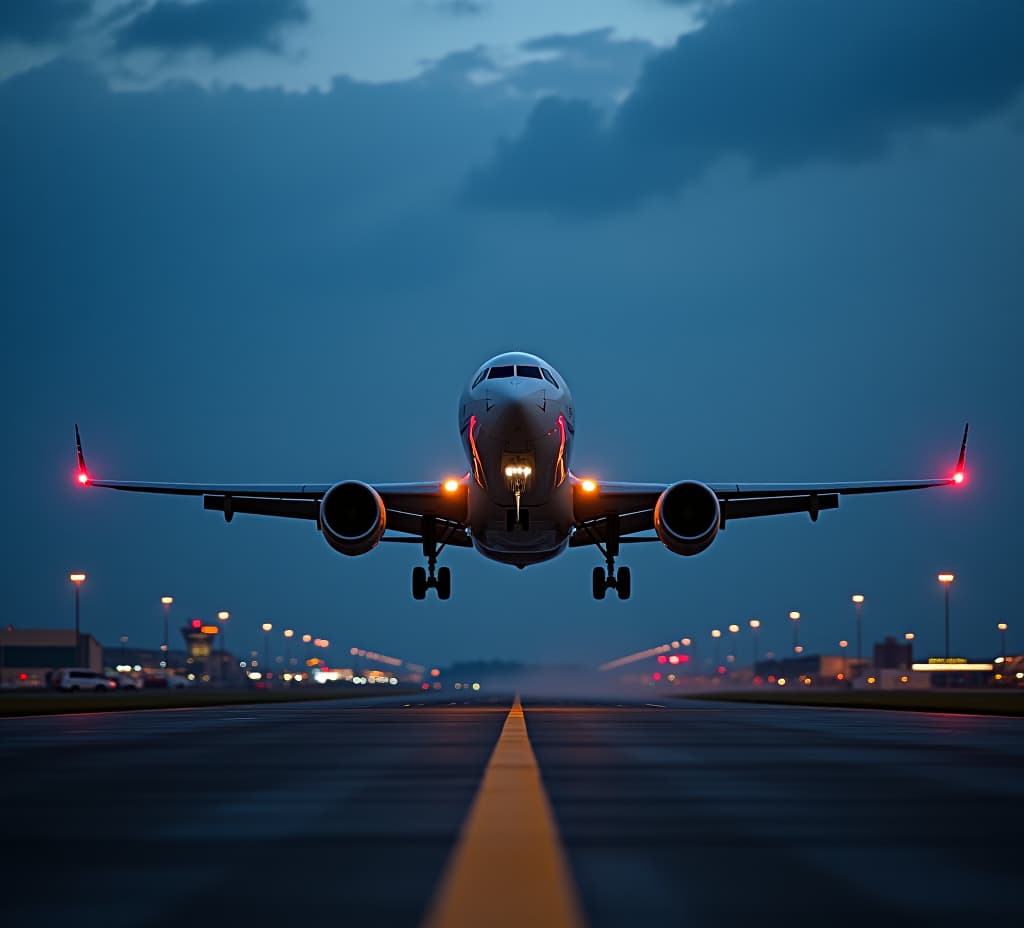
105, 671, 142, 690
49, 668, 117, 692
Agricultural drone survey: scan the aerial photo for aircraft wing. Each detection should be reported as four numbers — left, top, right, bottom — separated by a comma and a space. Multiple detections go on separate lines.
570, 424, 968, 546
74, 427, 472, 546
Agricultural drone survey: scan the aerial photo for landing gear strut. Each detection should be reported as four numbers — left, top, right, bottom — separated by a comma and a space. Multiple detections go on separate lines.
412, 515, 452, 601
583, 514, 631, 600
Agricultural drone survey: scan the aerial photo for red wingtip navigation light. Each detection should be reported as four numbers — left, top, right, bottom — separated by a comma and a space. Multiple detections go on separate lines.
77, 471, 90, 485
953, 471, 965, 485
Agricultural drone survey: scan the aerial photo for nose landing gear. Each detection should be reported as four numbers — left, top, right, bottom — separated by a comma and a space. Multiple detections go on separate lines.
412, 515, 453, 601
581, 514, 631, 600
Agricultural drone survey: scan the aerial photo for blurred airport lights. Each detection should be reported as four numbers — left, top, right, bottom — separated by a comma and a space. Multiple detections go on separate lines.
839, 640, 849, 680
851, 595, 865, 664
789, 612, 800, 652
284, 628, 294, 667
749, 619, 761, 665
711, 629, 721, 670
160, 596, 173, 668
727, 624, 739, 662
69, 573, 86, 665
997, 622, 1008, 660
937, 573, 955, 658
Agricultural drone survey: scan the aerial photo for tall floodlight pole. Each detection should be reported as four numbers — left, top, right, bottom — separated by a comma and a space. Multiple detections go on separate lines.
749, 619, 761, 668
160, 596, 174, 668
727, 625, 740, 665
789, 612, 801, 653
711, 629, 722, 672
69, 573, 87, 665
997, 623, 1008, 662
937, 574, 955, 658
851, 595, 865, 665
218, 612, 230, 683
262, 623, 273, 678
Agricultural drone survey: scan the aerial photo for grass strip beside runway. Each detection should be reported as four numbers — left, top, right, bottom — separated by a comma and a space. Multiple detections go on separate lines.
0, 685, 419, 717
682, 689, 1024, 715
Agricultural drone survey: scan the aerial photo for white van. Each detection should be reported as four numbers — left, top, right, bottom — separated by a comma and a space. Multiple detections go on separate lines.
49, 668, 118, 692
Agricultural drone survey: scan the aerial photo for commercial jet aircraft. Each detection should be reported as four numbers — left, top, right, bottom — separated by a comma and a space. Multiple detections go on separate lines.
75, 351, 968, 601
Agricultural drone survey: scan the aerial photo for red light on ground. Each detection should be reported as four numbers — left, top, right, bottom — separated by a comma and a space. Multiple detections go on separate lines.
77, 471, 89, 485
191, 619, 201, 629
652, 672, 662, 681
678, 654, 690, 663
422, 683, 430, 690
657, 655, 668, 664
953, 472, 965, 484
717, 666, 726, 675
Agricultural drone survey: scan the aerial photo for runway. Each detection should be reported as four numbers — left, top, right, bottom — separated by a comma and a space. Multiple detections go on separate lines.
2, 694, 1021, 927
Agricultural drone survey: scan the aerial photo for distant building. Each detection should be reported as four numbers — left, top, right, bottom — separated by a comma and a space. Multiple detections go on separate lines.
0, 628, 102, 688
874, 636, 912, 670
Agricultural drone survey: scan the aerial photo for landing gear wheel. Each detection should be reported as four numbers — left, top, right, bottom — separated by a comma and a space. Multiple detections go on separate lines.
436, 566, 451, 600
592, 566, 606, 600
412, 566, 427, 600
616, 566, 631, 600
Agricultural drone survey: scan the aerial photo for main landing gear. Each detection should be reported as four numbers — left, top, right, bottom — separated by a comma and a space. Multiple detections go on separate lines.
412, 515, 452, 601
584, 513, 631, 600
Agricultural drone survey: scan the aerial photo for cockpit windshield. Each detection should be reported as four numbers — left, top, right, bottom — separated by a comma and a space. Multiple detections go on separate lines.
487, 365, 515, 379
516, 365, 542, 379
475, 363, 557, 385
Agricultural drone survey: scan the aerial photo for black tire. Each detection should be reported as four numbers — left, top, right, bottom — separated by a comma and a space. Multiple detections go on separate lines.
592, 567, 606, 600
412, 566, 427, 600
436, 566, 451, 600
95, 684, 107, 692
616, 566, 631, 600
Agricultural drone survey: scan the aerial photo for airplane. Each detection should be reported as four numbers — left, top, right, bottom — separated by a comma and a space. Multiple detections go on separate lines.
74, 351, 968, 601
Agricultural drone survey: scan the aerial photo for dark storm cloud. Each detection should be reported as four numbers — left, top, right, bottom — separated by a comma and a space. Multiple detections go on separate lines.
113, 0, 309, 57
0, 0, 90, 43
467, 0, 1024, 210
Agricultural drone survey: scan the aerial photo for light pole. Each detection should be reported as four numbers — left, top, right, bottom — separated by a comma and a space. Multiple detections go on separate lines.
749, 619, 761, 668
69, 573, 86, 665
789, 611, 800, 653
727, 624, 739, 665
261, 623, 273, 678
681, 637, 693, 677
119, 634, 128, 666
997, 622, 1008, 661
937, 574, 955, 658
851, 595, 865, 665
904, 632, 914, 668
284, 629, 294, 673
217, 612, 230, 683
160, 596, 173, 668
839, 640, 849, 681
711, 629, 722, 672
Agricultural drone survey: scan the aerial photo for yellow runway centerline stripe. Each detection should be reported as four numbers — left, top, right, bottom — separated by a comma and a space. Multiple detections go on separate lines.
422, 695, 586, 928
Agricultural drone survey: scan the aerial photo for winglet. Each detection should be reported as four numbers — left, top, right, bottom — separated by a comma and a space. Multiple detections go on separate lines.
75, 424, 90, 485
953, 422, 968, 484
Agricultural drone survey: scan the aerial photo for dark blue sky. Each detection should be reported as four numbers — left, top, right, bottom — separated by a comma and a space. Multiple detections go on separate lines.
2, 0, 1021, 670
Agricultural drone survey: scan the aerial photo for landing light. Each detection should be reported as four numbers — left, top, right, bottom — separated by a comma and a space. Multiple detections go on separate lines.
580, 479, 597, 493
504, 466, 532, 478
443, 479, 460, 493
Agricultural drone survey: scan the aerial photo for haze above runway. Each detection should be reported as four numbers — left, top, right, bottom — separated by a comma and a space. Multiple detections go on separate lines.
2, 695, 1020, 927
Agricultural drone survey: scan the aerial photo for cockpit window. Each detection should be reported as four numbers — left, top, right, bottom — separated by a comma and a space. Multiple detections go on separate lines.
472, 369, 488, 388
541, 368, 558, 387
487, 365, 515, 379
516, 365, 542, 379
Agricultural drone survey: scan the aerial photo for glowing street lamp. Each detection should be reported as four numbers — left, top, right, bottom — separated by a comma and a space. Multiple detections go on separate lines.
711, 629, 722, 670
217, 611, 230, 682
749, 619, 761, 666
839, 639, 849, 680
284, 628, 294, 667
69, 573, 86, 665
261, 623, 273, 677
851, 595, 865, 664
997, 622, 1008, 661
160, 596, 173, 668
727, 624, 739, 663
937, 573, 955, 658
789, 611, 801, 652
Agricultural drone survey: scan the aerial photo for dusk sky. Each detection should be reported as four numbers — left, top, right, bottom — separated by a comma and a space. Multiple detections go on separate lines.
2, 0, 1022, 670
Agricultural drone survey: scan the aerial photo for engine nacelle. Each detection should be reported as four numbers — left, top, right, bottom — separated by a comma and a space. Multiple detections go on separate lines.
320, 481, 386, 556
654, 480, 721, 556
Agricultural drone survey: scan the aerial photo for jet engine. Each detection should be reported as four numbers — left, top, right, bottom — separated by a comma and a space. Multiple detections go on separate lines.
320, 481, 386, 556
653, 480, 721, 556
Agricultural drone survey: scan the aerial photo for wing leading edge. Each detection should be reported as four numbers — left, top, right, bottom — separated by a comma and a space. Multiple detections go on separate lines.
570, 423, 968, 546
74, 425, 471, 545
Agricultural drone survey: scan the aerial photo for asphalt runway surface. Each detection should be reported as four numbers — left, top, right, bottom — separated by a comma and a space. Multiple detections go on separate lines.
2, 694, 1021, 927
